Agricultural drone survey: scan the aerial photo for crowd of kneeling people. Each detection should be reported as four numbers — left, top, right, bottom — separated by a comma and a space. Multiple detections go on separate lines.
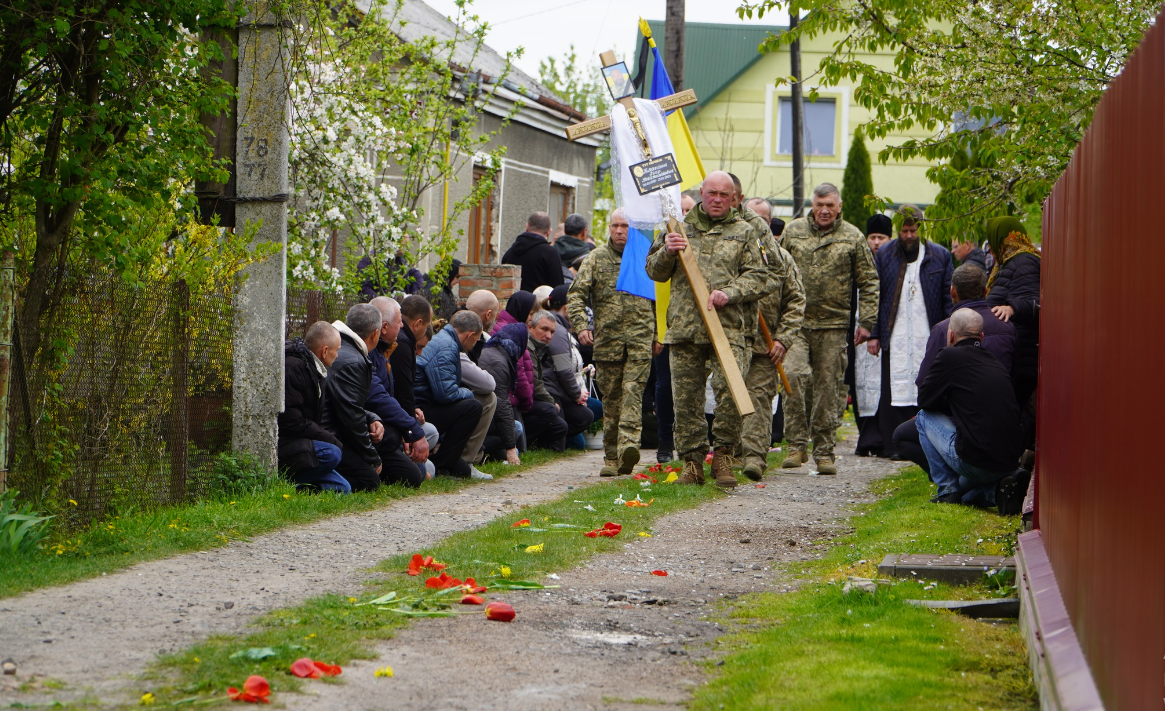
277, 196, 1039, 518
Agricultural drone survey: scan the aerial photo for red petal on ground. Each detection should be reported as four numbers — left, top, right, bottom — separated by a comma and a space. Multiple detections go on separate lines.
584, 530, 598, 538
651, 570, 668, 576
290, 658, 321, 678
460, 594, 485, 605
596, 529, 618, 537
756, 483, 766, 488
485, 601, 516, 622
228, 675, 271, 703
407, 554, 424, 576
511, 519, 531, 528
313, 661, 342, 677
632, 473, 650, 480
462, 578, 488, 594
602, 522, 622, 532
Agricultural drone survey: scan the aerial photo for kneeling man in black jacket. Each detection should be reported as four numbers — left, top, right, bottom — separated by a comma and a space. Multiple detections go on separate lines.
915, 308, 1028, 514
278, 322, 350, 493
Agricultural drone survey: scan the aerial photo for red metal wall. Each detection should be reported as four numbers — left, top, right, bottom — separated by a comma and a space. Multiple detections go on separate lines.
1039, 12, 1165, 710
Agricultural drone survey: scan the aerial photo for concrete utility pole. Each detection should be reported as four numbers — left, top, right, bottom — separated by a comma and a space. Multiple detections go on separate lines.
789, 11, 805, 218
232, 3, 290, 466
664, 0, 685, 90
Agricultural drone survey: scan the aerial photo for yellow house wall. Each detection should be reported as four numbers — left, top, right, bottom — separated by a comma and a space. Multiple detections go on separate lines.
687, 32, 940, 215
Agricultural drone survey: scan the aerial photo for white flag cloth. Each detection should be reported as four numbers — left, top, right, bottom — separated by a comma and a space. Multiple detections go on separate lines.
610, 98, 684, 231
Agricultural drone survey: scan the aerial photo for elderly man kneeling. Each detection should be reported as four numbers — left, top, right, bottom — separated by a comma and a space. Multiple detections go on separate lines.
915, 309, 1028, 514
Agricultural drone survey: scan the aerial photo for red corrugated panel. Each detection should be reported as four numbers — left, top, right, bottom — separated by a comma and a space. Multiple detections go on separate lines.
1039, 10, 1165, 710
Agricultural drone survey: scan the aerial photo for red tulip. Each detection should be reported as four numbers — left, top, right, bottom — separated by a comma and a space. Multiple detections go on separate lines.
424, 572, 463, 589
511, 518, 531, 528
313, 661, 341, 677
290, 658, 321, 679
228, 675, 271, 703
651, 570, 668, 577
461, 577, 487, 594
485, 601, 516, 622
407, 554, 446, 576
460, 594, 485, 605
584, 530, 598, 538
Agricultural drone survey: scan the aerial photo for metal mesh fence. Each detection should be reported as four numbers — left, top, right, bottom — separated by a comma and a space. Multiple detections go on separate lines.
7, 276, 235, 523
5, 283, 364, 525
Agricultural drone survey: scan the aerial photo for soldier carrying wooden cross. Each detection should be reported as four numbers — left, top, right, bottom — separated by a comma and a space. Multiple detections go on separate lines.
566, 50, 775, 488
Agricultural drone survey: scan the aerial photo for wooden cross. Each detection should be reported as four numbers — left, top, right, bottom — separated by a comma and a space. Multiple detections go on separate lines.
564, 50, 754, 416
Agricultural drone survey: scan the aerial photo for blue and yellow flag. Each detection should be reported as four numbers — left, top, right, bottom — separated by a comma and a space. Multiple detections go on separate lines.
615, 19, 706, 341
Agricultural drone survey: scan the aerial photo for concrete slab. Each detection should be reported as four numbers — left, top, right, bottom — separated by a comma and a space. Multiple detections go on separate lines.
878, 553, 1014, 585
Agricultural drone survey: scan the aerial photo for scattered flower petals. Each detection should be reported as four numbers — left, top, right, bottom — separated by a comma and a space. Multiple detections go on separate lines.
664, 473, 679, 483
625, 496, 654, 508
407, 554, 446, 576
290, 658, 320, 678
632, 473, 651, 480
424, 572, 463, 589
638, 532, 652, 537
460, 578, 487, 594
68, 499, 78, 506
374, 666, 394, 678
313, 661, 341, 677
546, 573, 561, 580
485, 601, 516, 622
525, 543, 545, 554
227, 675, 270, 703
584, 530, 598, 538
460, 594, 485, 605
651, 570, 668, 577
613, 495, 626, 505
585, 521, 623, 538
140, 692, 156, 705
511, 519, 531, 528
583, 504, 596, 512
756, 484, 766, 488
705, 452, 714, 463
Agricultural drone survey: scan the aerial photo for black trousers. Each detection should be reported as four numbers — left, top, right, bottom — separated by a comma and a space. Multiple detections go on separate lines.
375, 439, 427, 488
654, 345, 675, 455
424, 397, 483, 477
893, 417, 930, 478
556, 398, 594, 437
334, 446, 381, 493
522, 400, 567, 451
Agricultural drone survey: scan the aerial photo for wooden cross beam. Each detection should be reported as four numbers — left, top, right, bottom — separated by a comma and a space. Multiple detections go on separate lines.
564, 50, 754, 417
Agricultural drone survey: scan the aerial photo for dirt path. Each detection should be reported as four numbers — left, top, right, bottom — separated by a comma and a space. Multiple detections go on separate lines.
283, 436, 906, 711
0, 450, 604, 704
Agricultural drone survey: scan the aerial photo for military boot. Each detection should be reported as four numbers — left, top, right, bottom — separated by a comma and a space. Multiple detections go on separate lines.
781, 446, 807, 469
599, 459, 619, 477
617, 446, 640, 475
710, 448, 738, 489
742, 456, 766, 482
815, 455, 837, 475
677, 459, 705, 486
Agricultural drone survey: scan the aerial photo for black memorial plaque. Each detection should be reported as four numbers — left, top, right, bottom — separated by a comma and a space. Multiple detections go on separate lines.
629, 154, 682, 195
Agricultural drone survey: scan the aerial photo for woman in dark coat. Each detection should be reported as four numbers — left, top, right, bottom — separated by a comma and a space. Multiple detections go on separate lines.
478, 323, 529, 465
491, 290, 536, 413
984, 217, 1041, 445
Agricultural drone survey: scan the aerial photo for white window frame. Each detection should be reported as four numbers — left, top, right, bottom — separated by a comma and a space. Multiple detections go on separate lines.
764, 84, 851, 170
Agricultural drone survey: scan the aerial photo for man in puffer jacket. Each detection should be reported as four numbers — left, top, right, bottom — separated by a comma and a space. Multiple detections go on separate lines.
414, 310, 488, 479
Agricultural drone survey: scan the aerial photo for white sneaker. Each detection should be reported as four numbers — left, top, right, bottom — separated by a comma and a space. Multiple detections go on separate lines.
469, 465, 493, 481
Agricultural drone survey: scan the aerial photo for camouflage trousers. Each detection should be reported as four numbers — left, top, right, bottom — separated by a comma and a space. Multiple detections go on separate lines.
594, 356, 652, 461
739, 351, 779, 465
672, 342, 749, 461
782, 328, 848, 459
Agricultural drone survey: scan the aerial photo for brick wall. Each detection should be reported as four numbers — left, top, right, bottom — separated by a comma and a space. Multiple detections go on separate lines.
457, 264, 520, 307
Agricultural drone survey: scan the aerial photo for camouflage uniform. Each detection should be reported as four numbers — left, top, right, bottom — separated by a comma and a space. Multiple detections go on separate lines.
567, 242, 656, 461
646, 205, 769, 463
780, 212, 878, 462
734, 217, 806, 472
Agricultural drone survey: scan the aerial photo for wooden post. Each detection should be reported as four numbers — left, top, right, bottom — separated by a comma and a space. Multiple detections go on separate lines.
170, 280, 190, 503
664, 0, 685, 90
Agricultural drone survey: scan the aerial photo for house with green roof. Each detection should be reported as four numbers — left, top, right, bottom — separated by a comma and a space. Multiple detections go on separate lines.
635, 20, 939, 216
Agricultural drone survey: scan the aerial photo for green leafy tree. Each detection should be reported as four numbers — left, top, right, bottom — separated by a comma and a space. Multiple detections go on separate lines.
538, 46, 614, 241
0, 0, 239, 352
841, 134, 874, 235
739, 0, 1159, 241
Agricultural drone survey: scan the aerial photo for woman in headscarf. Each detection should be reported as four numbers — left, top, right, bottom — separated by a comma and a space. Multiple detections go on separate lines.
984, 217, 1041, 441
491, 291, 536, 415
478, 323, 530, 465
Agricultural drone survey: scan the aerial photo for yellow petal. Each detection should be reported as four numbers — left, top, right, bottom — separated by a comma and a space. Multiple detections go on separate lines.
140, 692, 156, 705
283, 494, 291, 499
500, 566, 512, 578
525, 543, 544, 554
638, 532, 652, 537
68, 499, 78, 506
374, 666, 394, 677
664, 473, 678, 483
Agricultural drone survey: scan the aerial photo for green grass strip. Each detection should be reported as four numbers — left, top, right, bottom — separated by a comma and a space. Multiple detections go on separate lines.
0, 449, 575, 600
138, 464, 724, 707
690, 468, 1038, 711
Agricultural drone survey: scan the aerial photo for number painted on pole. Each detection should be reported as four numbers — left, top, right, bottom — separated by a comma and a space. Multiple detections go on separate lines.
242, 136, 269, 157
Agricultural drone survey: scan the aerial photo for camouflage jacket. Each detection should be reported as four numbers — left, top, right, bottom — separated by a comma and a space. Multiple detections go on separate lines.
645, 205, 769, 345
567, 242, 656, 361
782, 212, 878, 331
755, 238, 806, 354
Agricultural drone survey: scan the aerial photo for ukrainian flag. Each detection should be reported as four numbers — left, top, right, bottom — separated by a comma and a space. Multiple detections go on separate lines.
615, 18, 706, 341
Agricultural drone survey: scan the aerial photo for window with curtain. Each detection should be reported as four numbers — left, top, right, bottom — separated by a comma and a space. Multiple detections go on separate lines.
777, 97, 837, 156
